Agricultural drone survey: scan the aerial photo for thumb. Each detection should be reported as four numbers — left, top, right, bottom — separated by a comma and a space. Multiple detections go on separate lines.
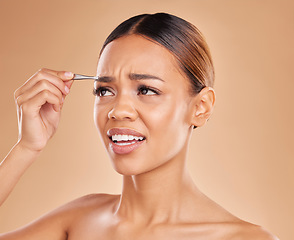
57, 71, 74, 81
57, 71, 74, 90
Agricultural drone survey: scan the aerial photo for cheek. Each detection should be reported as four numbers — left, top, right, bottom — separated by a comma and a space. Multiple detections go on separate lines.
143, 95, 189, 147
93, 100, 109, 135
144, 95, 188, 128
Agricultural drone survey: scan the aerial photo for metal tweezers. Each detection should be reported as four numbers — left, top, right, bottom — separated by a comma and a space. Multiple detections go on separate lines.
73, 74, 98, 80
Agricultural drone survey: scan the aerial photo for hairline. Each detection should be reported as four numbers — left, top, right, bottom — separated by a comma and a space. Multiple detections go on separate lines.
98, 33, 198, 96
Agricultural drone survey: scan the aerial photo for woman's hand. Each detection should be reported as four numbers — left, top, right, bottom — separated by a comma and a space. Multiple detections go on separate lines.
14, 68, 74, 153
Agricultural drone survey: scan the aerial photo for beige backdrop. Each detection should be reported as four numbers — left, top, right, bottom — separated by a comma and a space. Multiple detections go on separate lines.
0, 0, 293, 239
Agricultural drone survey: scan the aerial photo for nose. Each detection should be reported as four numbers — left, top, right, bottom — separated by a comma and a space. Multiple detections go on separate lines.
108, 94, 138, 121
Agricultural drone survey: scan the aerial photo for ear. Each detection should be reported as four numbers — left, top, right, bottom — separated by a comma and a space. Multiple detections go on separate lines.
190, 87, 216, 128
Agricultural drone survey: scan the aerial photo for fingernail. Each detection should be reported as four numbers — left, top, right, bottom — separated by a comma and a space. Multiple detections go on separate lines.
61, 96, 65, 103
65, 86, 70, 94
64, 71, 73, 78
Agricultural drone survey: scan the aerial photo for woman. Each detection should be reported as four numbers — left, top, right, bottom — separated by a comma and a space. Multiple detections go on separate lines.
0, 13, 277, 240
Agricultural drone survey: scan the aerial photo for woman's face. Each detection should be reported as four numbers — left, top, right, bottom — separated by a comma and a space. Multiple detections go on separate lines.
94, 35, 195, 175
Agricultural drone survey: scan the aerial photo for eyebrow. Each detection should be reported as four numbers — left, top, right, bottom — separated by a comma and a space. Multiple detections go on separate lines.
96, 76, 114, 82
95, 73, 164, 82
129, 73, 165, 82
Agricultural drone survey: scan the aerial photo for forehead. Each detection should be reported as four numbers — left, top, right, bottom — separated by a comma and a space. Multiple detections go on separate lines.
97, 35, 184, 79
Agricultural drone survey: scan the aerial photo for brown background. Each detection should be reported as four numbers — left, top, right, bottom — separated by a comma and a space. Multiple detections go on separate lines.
0, 0, 293, 239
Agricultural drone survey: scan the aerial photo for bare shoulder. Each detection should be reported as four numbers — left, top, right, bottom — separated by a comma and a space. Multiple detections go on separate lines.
56, 193, 119, 221
0, 193, 119, 240
60, 193, 119, 211
230, 222, 279, 240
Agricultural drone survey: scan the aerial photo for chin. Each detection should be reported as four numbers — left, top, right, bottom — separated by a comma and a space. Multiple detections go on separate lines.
108, 154, 158, 177
111, 162, 146, 176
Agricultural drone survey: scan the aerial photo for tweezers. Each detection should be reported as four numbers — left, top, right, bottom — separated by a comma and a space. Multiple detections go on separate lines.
73, 74, 98, 80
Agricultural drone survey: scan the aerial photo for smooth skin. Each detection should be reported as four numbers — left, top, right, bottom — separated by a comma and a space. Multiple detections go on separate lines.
0, 35, 278, 240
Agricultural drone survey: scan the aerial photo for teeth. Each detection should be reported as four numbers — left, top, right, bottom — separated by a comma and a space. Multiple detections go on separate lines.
121, 135, 128, 141
128, 135, 135, 140
115, 141, 136, 146
111, 134, 144, 142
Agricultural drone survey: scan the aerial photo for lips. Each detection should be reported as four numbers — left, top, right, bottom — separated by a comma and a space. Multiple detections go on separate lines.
107, 128, 146, 155
107, 128, 146, 138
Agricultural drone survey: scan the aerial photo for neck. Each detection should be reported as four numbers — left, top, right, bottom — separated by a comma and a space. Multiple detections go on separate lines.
114, 145, 200, 225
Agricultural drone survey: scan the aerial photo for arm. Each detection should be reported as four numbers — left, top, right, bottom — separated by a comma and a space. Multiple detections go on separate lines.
0, 68, 74, 239
0, 206, 69, 240
0, 143, 39, 206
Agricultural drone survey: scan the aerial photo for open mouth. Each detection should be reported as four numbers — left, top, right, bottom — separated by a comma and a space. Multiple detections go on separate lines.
109, 134, 146, 146
107, 128, 146, 154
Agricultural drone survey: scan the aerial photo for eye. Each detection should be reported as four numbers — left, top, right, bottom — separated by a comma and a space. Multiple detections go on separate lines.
138, 85, 159, 96
93, 87, 113, 97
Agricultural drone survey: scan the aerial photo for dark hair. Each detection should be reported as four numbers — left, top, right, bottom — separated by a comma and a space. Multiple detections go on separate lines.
99, 12, 215, 95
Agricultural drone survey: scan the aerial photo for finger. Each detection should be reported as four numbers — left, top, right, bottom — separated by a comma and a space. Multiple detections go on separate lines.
57, 71, 74, 81
15, 69, 70, 99
16, 80, 63, 108
65, 79, 74, 89
21, 90, 62, 113
38, 68, 74, 81
45, 71, 74, 97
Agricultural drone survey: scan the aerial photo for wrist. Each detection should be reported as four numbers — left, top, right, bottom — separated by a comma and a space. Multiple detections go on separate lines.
14, 141, 43, 160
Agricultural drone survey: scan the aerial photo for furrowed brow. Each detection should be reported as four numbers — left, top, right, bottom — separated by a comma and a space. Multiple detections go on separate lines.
129, 73, 165, 82
95, 76, 114, 83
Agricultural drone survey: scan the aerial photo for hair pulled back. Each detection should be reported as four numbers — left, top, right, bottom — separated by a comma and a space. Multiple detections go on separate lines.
99, 12, 214, 95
